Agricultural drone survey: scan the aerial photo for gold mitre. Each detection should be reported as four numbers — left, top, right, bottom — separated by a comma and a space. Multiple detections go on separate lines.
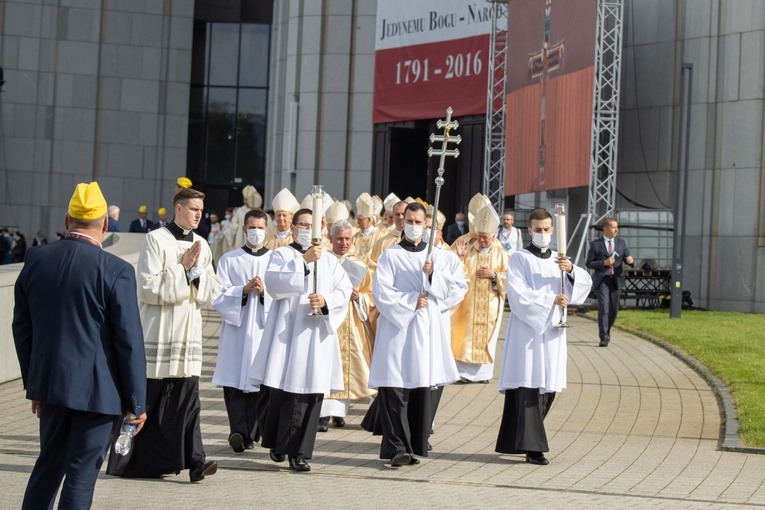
242, 185, 263, 209
426, 205, 446, 230
474, 205, 500, 234
272, 188, 300, 214
383, 193, 401, 212
414, 197, 429, 208
68, 182, 107, 220
356, 192, 375, 217
326, 200, 349, 224
468, 193, 492, 235
372, 195, 383, 216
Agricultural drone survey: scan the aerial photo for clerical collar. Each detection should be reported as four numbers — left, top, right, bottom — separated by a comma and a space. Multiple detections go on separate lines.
242, 245, 269, 256
331, 252, 347, 259
399, 238, 426, 252
526, 243, 552, 259
277, 229, 290, 239
362, 226, 375, 236
289, 241, 308, 252
66, 231, 102, 249
165, 220, 194, 241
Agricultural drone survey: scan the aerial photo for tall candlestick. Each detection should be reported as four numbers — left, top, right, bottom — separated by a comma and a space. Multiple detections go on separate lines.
554, 203, 566, 255
311, 185, 324, 240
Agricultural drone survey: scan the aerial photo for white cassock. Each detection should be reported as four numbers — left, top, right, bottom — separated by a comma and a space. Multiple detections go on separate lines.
248, 245, 352, 394
497, 248, 592, 394
211, 247, 272, 392
369, 245, 468, 389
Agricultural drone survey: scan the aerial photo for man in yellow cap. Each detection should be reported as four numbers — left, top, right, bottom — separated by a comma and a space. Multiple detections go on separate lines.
13, 182, 147, 509
129, 205, 154, 233
150, 207, 168, 231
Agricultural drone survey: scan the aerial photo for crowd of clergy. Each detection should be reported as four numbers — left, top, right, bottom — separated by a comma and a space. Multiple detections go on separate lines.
155, 184, 591, 473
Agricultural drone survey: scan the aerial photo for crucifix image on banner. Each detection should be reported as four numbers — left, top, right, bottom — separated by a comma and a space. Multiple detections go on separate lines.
528, 0, 565, 187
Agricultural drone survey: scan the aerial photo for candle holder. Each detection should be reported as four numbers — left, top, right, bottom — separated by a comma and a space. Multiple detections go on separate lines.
554, 202, 571, 328
307, 185, 324, 317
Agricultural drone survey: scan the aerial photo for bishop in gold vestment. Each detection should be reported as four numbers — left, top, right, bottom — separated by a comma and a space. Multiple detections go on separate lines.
450, 205, 508, 383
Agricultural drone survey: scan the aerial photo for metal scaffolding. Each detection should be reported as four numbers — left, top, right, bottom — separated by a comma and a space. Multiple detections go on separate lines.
482, 0, 509, 214
587, 0, 624, 230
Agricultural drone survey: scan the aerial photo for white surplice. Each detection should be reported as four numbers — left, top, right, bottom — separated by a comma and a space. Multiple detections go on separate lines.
497, 248, 592, 394
248, 244, 352, 395
368, 244, 468, 389
137, 226, 223, 379
211, 247, 273, 392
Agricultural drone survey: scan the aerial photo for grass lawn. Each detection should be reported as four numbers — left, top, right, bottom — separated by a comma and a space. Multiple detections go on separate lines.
598, 309, 765, 447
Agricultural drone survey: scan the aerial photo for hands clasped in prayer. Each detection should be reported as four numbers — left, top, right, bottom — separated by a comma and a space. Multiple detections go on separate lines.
182, 240, 202, 271
243, 276, 264, 295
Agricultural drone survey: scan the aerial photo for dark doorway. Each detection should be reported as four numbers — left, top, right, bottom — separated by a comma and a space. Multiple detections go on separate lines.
388, 127, 429, 200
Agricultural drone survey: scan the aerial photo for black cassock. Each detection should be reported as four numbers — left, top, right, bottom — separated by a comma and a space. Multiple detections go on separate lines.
495, 387, 556, 454
361, 387, 432, 459
107, 377, 206, 477
258, 386, 324, 458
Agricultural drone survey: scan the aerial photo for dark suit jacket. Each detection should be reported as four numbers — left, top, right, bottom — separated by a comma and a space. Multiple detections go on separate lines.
129, 218, 153, 233
586, 236, 631, 290
13, 238, 146, 416
107, 217, 123, 232
445, 223, 466, 245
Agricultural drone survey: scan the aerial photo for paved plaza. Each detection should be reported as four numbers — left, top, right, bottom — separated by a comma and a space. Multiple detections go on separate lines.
2, 311, 765, 509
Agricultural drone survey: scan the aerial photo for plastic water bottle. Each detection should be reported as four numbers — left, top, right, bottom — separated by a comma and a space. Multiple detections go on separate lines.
114, 414, 138, 456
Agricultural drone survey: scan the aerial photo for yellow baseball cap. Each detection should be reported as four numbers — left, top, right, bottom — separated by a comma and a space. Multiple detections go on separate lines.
68, 182, 107, 220
176, 177, 192, 188
138, 205, 147, 213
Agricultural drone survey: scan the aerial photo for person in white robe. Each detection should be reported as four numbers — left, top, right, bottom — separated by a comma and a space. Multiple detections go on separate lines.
221, 185, 262, 255
366, 202, 468, 467
212, 209, 272, 452
495, 208, 592, 466
109, 188, 223, 482
248, 208, 352, 472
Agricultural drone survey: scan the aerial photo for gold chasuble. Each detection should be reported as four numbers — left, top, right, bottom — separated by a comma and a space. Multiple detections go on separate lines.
329, 255, 376, 400
263, 230, 292, 251
450, 240, 509, 364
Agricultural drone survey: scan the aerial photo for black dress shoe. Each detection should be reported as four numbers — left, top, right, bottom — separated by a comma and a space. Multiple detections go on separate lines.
409, 456, 420, 465
332, 416, 345, 428
390, 451, 411, 467
269, 450, 286, 463
317, 416, 330, 432
427, 442, 433, 451
288, 455, 311, 472
525, 453, 549, 465
228, 432, 245, 453
244, 441, 255, 450
189, 461, 218, 482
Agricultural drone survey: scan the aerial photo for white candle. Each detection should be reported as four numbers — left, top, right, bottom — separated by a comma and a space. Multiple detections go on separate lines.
312, 195, 322, 238
556, 213, 567, 255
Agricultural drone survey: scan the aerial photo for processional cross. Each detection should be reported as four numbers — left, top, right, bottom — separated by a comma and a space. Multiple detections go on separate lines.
528, 0, 565, 187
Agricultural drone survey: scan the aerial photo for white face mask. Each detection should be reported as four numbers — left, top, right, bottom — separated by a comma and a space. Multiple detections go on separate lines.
296, 228, 313, 248
225, 214, 231, 221
246, 228, 265, 247
404, 223, 423, 241
532, 232, 552, 249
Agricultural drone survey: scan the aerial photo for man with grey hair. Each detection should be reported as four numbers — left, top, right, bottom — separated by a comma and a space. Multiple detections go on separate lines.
317, 220, 376, 432
107, 205, 122, 232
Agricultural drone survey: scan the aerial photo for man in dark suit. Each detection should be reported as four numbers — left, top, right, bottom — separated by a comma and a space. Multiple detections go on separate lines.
445, 212, 466, 244
129, 205, 154, 233
586, 217, 634, 347
13, 182, 147, 510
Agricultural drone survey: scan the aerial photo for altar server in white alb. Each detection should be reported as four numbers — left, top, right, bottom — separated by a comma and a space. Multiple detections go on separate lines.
212, 209, 272, 453
495, 208, 592, 466
248, 208, 352, 472
109, 187, 223, 482
367, 202, 468, 467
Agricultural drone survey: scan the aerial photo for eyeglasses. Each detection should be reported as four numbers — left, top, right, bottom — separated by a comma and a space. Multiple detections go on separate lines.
295, 222, 311, 228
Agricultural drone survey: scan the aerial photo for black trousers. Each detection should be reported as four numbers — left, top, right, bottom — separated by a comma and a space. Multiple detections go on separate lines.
23, 403, 119, 510
107, 377, 205, 477
259, 386, 323, 459
376, 387, 431, 459
596, 275, 620, 341
495, 388, 556, 454
223, 386, 260, 445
